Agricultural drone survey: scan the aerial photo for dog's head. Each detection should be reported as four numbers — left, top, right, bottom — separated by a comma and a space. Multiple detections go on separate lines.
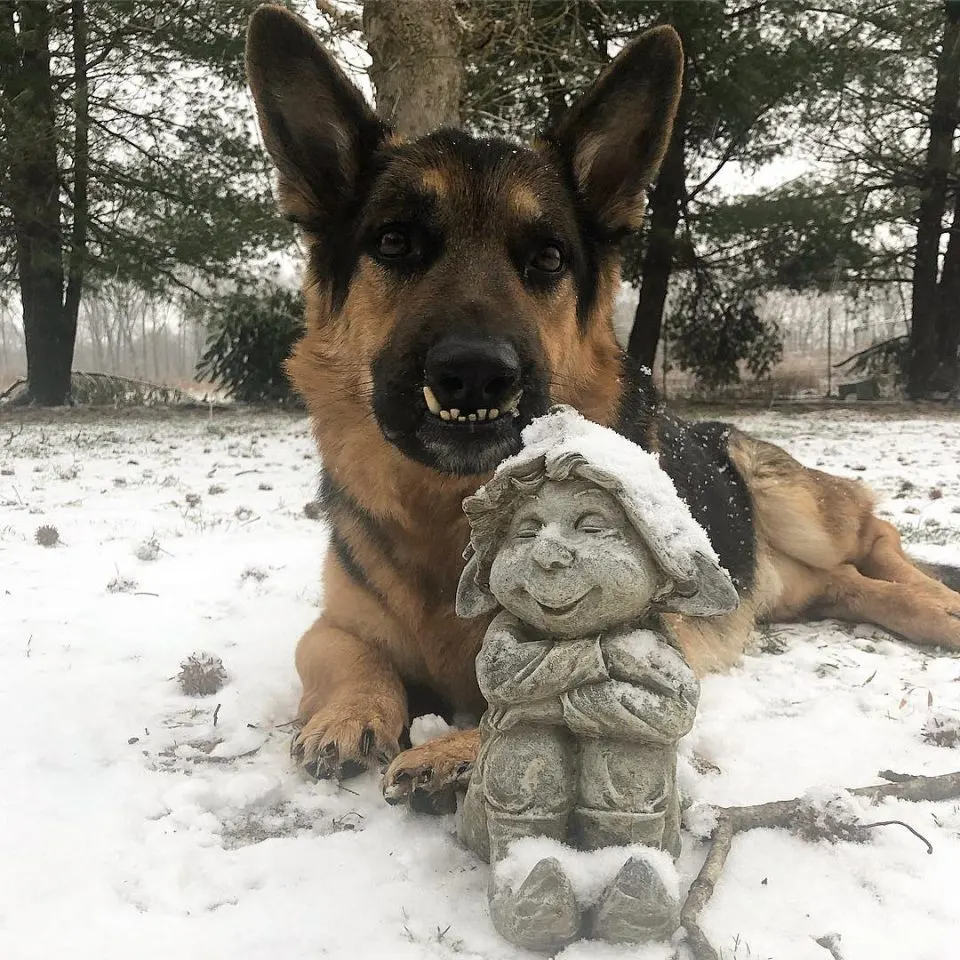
246, 6, 682, 478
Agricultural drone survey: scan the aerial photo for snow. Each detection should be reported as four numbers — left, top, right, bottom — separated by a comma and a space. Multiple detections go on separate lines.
410, 713, 455, 747
508, 405, 725, 575
1, 405, 959, 960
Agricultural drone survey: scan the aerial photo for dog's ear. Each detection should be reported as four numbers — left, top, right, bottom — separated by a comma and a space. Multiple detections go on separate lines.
245, 5, 387, 226
548, 26, 683, 233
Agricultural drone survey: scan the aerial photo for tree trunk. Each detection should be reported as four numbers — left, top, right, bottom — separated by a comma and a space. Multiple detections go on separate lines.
362, 0, 462, 137
908, 0, 960, 399
62, 0, 89, 362
937, 184, 960, 390
0, 1, 71, 405
627, 56, 689, 370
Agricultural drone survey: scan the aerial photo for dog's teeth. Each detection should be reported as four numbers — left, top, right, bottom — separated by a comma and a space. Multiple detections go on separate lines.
423, 385, 441, 415
468, 413, 477, 421
477, 409, 487, 420
440, 410, 452, 421
488, 408, 499, 420
457, 416, 467, 423
449, 408, 460, 419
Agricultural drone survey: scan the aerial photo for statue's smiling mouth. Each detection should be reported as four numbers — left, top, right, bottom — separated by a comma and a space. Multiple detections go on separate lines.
533, 590, 594, 615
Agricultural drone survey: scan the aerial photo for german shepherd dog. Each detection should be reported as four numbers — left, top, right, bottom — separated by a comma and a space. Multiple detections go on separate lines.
245, 7, 960, 802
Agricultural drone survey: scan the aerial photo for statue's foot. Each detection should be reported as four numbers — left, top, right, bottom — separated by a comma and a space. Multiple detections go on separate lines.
589, 854, 680, 944
490, 857, 581, 951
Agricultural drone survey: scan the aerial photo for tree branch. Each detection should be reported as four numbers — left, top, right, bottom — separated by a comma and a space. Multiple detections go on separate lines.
681, 769, 960, 960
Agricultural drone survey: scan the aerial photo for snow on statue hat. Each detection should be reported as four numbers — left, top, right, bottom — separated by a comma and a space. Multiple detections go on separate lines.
456, 404, 740, 619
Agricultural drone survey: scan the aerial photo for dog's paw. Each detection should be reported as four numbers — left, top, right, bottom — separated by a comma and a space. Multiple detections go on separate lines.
382, 728, 480, 812
292, 697, 403, 781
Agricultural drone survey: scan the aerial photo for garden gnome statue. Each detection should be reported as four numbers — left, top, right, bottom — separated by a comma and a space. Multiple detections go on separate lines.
455, 405, 739, 951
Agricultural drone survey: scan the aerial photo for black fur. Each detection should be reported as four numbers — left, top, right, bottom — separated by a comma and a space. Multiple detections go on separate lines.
615, 362, 756, 593
328, 528, 372, 594
655, 418, 756, 592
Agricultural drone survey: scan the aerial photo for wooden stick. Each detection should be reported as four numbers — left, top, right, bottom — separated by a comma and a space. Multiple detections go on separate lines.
681, 770, 960, 960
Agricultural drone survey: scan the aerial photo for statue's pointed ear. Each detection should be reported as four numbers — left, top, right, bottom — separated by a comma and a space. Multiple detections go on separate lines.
456, 554, 498, 618
659, 553, 740, 618
547, 25, 683, 233
245, 5, 387, 226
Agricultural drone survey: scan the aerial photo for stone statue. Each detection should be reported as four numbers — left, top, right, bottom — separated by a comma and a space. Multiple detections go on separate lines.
455, 406, 739, 951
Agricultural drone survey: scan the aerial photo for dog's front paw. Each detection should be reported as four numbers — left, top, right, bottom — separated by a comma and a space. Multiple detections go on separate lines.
292, 696, 403, 781
381, 728, 480, 812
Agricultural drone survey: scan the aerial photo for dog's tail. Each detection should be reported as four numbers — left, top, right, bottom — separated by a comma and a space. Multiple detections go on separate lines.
913, 559, 960, 593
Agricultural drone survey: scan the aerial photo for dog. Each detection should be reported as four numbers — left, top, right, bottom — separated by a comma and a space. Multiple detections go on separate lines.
244, 6, 960, 804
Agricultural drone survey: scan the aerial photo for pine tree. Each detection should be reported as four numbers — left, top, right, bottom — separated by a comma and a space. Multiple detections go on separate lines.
0, 0, 289, 405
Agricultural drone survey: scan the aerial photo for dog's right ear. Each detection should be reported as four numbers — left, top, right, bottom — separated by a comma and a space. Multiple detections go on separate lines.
245, 5, 387, 227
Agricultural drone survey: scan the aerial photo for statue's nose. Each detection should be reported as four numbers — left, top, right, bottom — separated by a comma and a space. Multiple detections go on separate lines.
531, 535, 575, 571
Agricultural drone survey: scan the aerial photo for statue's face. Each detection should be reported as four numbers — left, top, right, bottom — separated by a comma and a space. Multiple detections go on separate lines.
488, 479, 663, 638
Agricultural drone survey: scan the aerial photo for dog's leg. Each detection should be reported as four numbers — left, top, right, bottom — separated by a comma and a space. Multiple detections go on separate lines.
292, 618, 407, 780
857, 517, 960, 599
381, 728, 480, 806
813, 563, 960, 648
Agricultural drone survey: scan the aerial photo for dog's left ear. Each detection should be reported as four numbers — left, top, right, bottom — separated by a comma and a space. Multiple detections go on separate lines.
548, 26, 683, 233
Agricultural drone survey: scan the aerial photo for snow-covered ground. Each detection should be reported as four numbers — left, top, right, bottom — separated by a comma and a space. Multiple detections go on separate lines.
1, 406, 958, 960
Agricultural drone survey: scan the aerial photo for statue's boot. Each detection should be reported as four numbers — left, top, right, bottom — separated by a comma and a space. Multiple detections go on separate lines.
589, 855, 680, 944
489, 857, 581, 952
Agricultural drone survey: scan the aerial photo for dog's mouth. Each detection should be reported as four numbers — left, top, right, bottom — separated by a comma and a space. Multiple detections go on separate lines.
414, 384, 532, 476
421, 386, 523, 424
371, 347, 550, 477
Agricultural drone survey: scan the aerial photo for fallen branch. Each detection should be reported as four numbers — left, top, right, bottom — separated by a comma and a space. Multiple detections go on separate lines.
681, 770, 960, 960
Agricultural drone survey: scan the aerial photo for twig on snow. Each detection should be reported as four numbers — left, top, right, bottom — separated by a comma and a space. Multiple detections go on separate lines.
859, 819, 933, 855
681, 770, 960, 960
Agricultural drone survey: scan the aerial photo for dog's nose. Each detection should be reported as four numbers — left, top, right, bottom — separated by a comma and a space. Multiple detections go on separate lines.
424, 336, 522, 416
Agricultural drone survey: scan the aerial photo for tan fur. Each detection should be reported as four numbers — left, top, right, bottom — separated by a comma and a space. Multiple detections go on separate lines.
541, 261, 624, 427
726, 431, 960, 649
421, 167, 448, 198
508, 184, 542, 220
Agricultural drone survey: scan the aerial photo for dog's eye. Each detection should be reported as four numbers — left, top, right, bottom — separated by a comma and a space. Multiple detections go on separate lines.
377, 228, 412, 259
529, 243, 564, 275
